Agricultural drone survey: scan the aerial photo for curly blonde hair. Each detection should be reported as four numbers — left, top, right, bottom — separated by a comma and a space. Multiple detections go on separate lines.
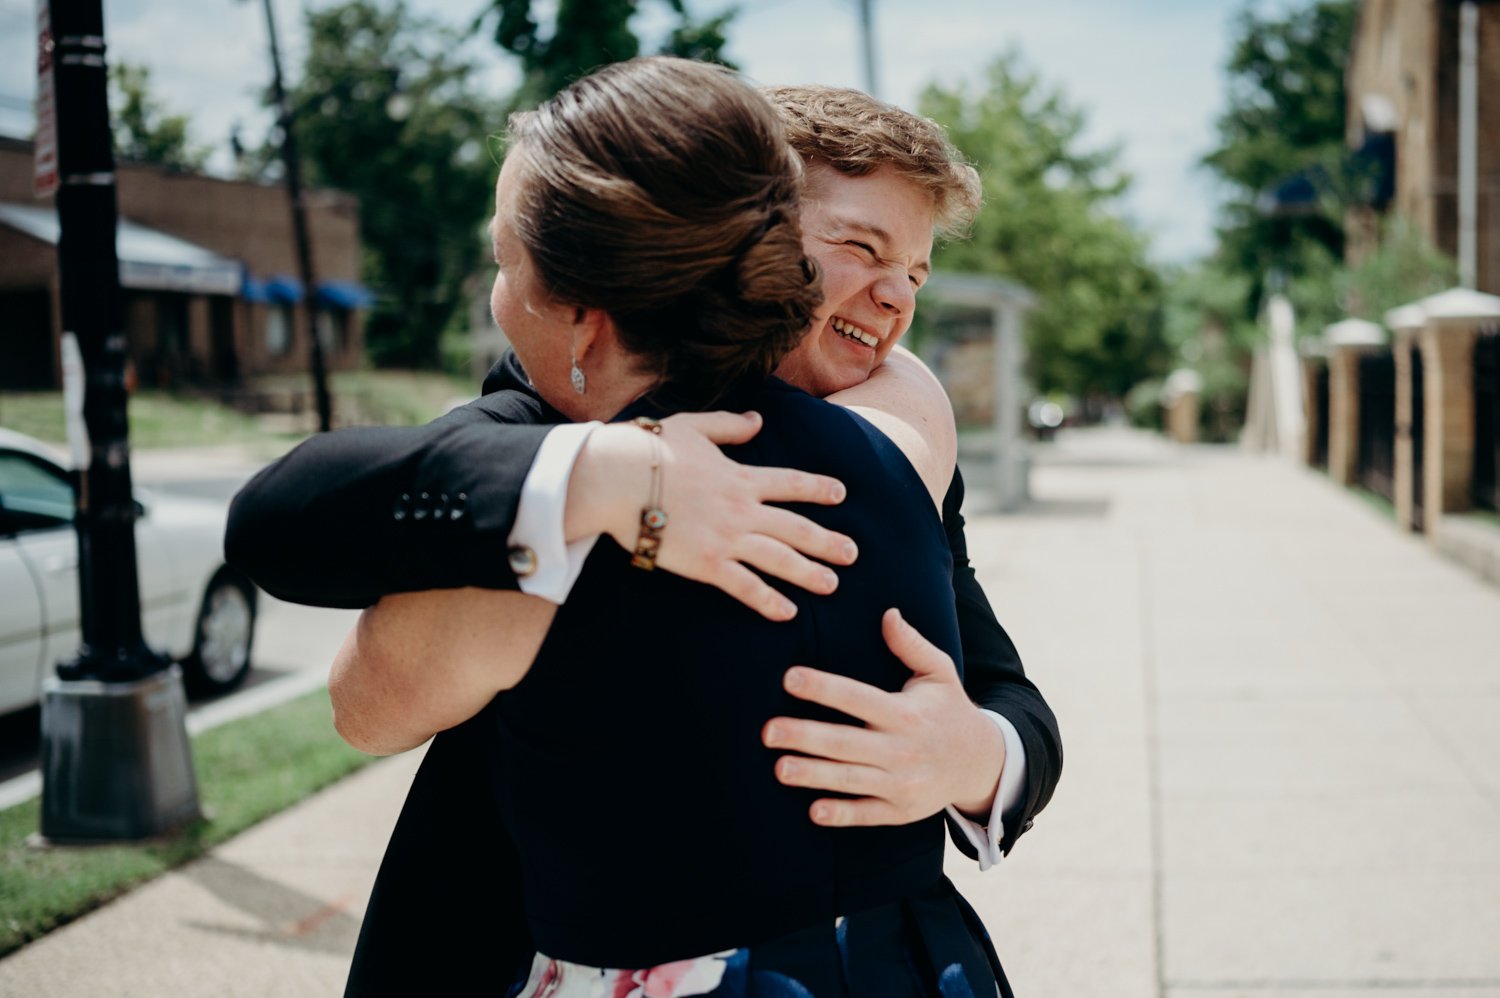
763, 85, 982, 239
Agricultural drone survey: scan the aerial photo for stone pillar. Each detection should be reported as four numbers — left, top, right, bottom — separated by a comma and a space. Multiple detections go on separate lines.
1386, 304, 1427, 532
1327, 347, 1361, 485
1410, 288, 1500, 542
1420, 321, 1479, 520
1323, 319, 1387, 487
1162, 369, 1202, 444
1393, 331, 1418, 529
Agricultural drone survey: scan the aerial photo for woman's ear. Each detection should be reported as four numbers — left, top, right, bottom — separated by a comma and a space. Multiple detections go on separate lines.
569, 307, 620, 361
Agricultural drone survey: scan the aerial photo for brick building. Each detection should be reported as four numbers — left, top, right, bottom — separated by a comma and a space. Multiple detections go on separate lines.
0, 136, 368, 390
1346, 0, 1500, 292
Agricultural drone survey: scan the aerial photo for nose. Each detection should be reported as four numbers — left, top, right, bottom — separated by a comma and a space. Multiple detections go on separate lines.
871, 270, 915, 318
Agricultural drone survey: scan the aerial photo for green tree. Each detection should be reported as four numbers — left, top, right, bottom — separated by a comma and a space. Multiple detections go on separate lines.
920, 53, 1167, 403
1202, 0, 1358, 308
109, 63, 210, 170
281, 1, 501, 368
477, 0, 735, 107
1158, 261, 1260, 439
1341, 217, 1457, 320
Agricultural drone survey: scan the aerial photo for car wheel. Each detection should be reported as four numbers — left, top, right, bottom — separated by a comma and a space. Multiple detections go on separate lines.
184, 570, 256, 696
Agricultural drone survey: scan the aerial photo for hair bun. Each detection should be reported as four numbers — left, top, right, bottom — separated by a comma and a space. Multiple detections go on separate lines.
506, 57, 825, 408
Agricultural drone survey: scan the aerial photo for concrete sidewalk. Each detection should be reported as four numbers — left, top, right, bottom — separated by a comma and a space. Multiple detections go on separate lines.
3, 427, 1498, 996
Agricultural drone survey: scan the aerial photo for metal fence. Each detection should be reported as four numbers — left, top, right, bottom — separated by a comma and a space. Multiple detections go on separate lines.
1474, 326, 1499, 513
1410, 345, 1425, 529
1312, 363, 1330, 469
1357, 351, 1396, 501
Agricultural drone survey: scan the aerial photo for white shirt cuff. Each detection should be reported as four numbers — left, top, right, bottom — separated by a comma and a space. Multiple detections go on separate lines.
508, 422, 602, 604
943, 709, 1027, 872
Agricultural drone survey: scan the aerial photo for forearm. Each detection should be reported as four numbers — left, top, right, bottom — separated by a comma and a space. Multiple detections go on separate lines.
561, 423, 654, 546
329, 587, 556, 755
949, 703, 1007, 817
225, 397, 552, 608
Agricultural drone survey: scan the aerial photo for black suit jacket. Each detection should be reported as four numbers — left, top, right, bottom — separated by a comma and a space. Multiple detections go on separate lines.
224, 353, 1061, 995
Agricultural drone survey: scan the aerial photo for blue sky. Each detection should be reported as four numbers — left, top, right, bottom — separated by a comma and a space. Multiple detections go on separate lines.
0, 0, 1301, 263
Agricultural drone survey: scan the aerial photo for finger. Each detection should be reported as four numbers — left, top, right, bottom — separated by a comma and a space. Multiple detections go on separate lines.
808, 797, 905, 828
753, 506, 858, 566
774, 755, 884, 797
713, 562, 798, 622
783, 666, 896, 726
734, 534, 839, 597
881, 608, 959, 681
762, 715, 884, 766
749, 465, 846, 506
674, 409, 763, 445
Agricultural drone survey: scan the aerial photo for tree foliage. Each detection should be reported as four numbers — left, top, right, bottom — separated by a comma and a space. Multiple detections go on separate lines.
109, 63, 210, 171
920, 53, 1167, 402
1201, 0, 1358, 305
476, 0, 735, 107
281, 1, 501, 368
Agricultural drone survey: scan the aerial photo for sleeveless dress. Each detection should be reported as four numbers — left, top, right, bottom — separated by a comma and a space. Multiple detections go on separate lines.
480, 377, 1006, 998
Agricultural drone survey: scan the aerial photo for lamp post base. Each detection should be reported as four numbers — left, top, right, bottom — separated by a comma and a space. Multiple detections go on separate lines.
39, 666, 202, 842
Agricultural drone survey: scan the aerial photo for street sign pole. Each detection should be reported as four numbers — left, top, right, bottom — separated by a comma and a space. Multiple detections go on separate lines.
38, 0, 201, 842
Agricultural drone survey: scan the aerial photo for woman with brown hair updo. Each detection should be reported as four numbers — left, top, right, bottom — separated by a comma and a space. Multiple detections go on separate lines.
329, 57, 996, 997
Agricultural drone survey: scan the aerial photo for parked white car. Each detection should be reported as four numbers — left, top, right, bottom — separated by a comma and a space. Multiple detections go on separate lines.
0, 428, 256, 714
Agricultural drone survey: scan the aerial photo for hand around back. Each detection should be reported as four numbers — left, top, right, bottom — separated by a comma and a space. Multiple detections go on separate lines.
763, 609, 1006, 826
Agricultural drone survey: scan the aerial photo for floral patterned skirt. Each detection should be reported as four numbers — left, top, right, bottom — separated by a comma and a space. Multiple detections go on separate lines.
509, 878, 1010, 998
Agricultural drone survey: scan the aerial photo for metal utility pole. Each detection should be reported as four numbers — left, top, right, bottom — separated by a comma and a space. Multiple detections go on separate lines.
1458, 1, 1479, 289
39, 0, 200, 841
856, 0, 879, 98
253, 0, 332, 431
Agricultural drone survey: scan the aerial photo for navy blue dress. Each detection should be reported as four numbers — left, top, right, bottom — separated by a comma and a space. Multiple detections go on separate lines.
480, 377, 1005, 997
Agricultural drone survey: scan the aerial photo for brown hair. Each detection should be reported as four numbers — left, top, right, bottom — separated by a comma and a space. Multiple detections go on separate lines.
763, 85, 982, 238
505, 57, 821, 407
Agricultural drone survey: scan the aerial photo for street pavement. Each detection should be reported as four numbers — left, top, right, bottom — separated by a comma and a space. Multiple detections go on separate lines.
3, 427, 1499, 997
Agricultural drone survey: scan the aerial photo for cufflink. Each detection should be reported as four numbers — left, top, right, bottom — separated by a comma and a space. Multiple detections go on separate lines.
507, 545, 538, 577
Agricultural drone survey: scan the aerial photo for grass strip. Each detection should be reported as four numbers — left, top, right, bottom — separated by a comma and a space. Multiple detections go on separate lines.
0, 689, 374, 958
0, 390, 296, 449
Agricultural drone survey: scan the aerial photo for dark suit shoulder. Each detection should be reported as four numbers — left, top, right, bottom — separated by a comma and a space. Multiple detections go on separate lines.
440, 389, 549, 427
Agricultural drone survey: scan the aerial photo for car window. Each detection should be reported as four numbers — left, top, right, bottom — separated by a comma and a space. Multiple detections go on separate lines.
0, 452, 75, 532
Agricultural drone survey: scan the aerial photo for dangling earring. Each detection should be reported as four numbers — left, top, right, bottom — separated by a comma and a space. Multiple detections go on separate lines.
570, 355, 586, 395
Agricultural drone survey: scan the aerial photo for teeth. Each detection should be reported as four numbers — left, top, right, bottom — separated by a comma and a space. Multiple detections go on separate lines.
831, 316, 878, 348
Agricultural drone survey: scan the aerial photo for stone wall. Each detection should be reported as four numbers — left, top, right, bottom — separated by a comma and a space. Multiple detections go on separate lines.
1346, 0, 1500, 293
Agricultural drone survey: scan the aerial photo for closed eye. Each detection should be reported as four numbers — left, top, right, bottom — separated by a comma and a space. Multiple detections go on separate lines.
846, 240, 877, 258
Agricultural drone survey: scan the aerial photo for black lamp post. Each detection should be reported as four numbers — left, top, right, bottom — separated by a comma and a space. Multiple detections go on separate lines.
38, 0, 200, 842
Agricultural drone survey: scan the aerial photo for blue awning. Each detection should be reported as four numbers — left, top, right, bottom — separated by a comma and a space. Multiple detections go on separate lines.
316, 280, 375, 310
241, 274, 304, 304
242, 275, 372, 309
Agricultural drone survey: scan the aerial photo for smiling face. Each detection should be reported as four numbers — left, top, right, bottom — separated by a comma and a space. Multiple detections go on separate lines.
774, 163, 936, 398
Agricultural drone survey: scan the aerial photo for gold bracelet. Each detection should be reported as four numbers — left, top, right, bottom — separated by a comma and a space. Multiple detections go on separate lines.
629, 416, 667, 570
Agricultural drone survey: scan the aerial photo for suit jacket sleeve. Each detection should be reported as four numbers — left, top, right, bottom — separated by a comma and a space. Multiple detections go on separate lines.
224, 390, 554, 609
942, 466, 1063, 857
